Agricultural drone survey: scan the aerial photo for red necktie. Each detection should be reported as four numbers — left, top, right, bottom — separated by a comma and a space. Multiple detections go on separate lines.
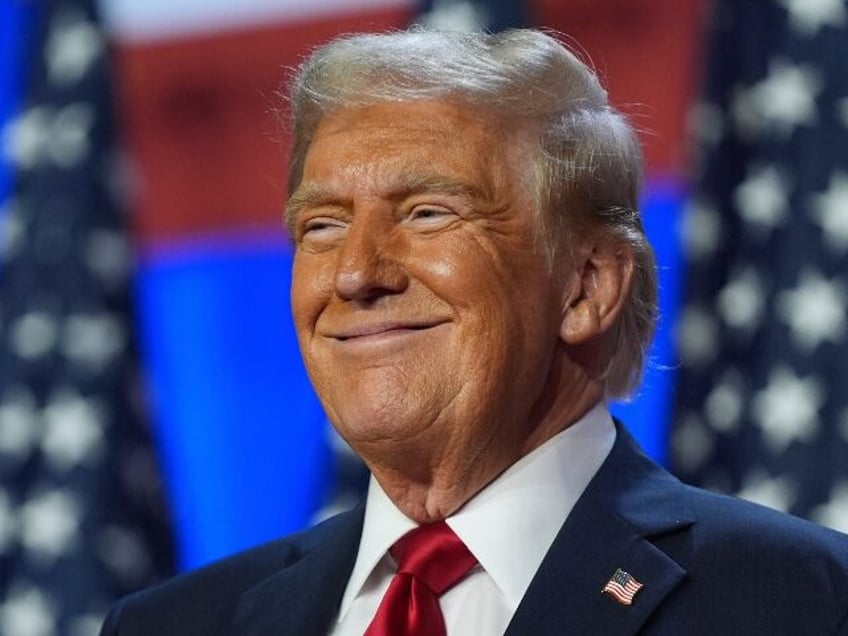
364, 521, 478, 636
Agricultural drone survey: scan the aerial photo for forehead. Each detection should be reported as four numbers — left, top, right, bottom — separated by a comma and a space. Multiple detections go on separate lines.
300, 100, 530, 194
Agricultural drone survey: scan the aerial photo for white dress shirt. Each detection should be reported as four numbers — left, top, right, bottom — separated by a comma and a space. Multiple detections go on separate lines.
329, 403, 616, 635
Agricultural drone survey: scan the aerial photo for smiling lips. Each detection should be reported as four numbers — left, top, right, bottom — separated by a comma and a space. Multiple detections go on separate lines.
326, 321, 446, 342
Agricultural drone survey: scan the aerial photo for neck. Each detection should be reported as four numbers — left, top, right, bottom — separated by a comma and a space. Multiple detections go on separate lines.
362, 374, 604, 524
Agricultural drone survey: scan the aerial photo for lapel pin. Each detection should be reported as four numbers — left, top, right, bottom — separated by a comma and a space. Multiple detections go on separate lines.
601, 568, 644, 606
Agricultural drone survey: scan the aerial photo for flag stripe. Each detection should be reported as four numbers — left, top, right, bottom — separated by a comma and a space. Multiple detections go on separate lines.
602, 569, 644, 605
113, 6, 414, 244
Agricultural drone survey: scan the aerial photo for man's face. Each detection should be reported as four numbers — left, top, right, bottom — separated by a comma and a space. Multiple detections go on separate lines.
289, 100, 570, 470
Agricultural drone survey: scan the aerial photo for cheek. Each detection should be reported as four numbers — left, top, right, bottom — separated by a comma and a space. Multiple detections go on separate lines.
421, 255, 459, 280
414, 238, 490, 300
419, 251, 514, 357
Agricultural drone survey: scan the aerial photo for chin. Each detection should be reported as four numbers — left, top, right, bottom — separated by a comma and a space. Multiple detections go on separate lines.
331, 404, 437, 454
335, 411, 415, 443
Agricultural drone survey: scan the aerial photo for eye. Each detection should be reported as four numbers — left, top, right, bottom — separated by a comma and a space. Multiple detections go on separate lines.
303, 217, 343, 233
405, 205, 457, 226
297, 216, 347, 247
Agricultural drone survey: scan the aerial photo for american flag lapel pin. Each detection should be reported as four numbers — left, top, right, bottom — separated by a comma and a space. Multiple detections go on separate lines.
601, 568, 644, 606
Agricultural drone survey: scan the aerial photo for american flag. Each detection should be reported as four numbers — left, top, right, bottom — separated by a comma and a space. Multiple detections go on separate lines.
601, 568, 644, 606
672, 0, 848, 532
0, 0, 174, 634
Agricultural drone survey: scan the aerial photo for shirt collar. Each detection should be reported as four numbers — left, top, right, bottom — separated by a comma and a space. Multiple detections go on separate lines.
336, 402, 616, 618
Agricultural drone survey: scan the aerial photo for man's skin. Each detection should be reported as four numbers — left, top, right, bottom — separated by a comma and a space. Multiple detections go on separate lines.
286, 99, 635, 523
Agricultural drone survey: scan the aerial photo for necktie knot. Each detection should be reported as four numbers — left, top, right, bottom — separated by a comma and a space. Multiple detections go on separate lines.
390, 521, 478, 596
364, 521, 477, 636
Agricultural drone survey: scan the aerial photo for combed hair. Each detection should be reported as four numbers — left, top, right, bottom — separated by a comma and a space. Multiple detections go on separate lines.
286, 28, 658, 398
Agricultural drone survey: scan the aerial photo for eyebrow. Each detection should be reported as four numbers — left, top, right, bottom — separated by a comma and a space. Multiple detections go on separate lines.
285, 173, 492, 234
285, 183, 340, 235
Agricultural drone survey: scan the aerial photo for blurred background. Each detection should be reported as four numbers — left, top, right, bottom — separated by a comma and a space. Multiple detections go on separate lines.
1, 0, 847, 634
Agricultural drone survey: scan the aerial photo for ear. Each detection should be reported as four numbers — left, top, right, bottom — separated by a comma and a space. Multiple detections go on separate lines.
559, 240, 634, 346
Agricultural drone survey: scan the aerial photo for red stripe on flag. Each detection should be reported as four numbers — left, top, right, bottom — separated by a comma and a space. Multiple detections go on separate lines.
113, 6, 413, 245
602, 568, 644, 605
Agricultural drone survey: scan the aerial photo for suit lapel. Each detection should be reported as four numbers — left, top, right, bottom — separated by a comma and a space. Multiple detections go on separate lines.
506, 425, 694, 636
231, 506, 364, 636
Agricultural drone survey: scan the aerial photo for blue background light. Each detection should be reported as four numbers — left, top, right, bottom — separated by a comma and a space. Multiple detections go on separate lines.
136, 236, 331, 569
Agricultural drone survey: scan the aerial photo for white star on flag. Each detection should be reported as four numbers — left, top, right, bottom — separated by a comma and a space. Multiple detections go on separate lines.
705, 369, 745, 432
754, 59, 822, 133
778, 0, 847, 36
0, 585, 57, 636
45, 7, 104, 85
48, 102, 94, 167
733, 164, 791, 231
19, 489, 82, 560
751, 366, 825, 452
777, 270, 847, 351
717, 267, 767, 331
42, 390, 105, 470
62, 313, 127, 372
9, 311, 59, 360
737, 471, 797, 512
2, 106, 52, 169
733, 59, 822, 137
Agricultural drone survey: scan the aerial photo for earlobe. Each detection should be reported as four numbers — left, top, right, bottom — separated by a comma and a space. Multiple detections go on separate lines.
558, 241, 634, 346
560, 298, 601, 344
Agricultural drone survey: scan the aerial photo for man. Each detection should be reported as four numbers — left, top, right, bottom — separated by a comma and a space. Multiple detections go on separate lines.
101, 29, 848, 635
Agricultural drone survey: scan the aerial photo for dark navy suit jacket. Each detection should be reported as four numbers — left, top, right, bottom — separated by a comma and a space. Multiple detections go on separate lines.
101, 426, 848, 635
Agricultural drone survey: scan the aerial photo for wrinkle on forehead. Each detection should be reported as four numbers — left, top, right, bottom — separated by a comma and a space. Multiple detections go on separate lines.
285, 101, 539, 236
303, 100, 525, 176
291, 102, 518, 194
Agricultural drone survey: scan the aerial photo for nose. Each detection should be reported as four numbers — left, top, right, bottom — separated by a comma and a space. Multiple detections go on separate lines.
334, 213, 408, 302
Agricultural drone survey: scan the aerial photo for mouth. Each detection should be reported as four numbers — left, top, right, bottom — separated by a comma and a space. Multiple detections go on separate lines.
325, 321, 447, 342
